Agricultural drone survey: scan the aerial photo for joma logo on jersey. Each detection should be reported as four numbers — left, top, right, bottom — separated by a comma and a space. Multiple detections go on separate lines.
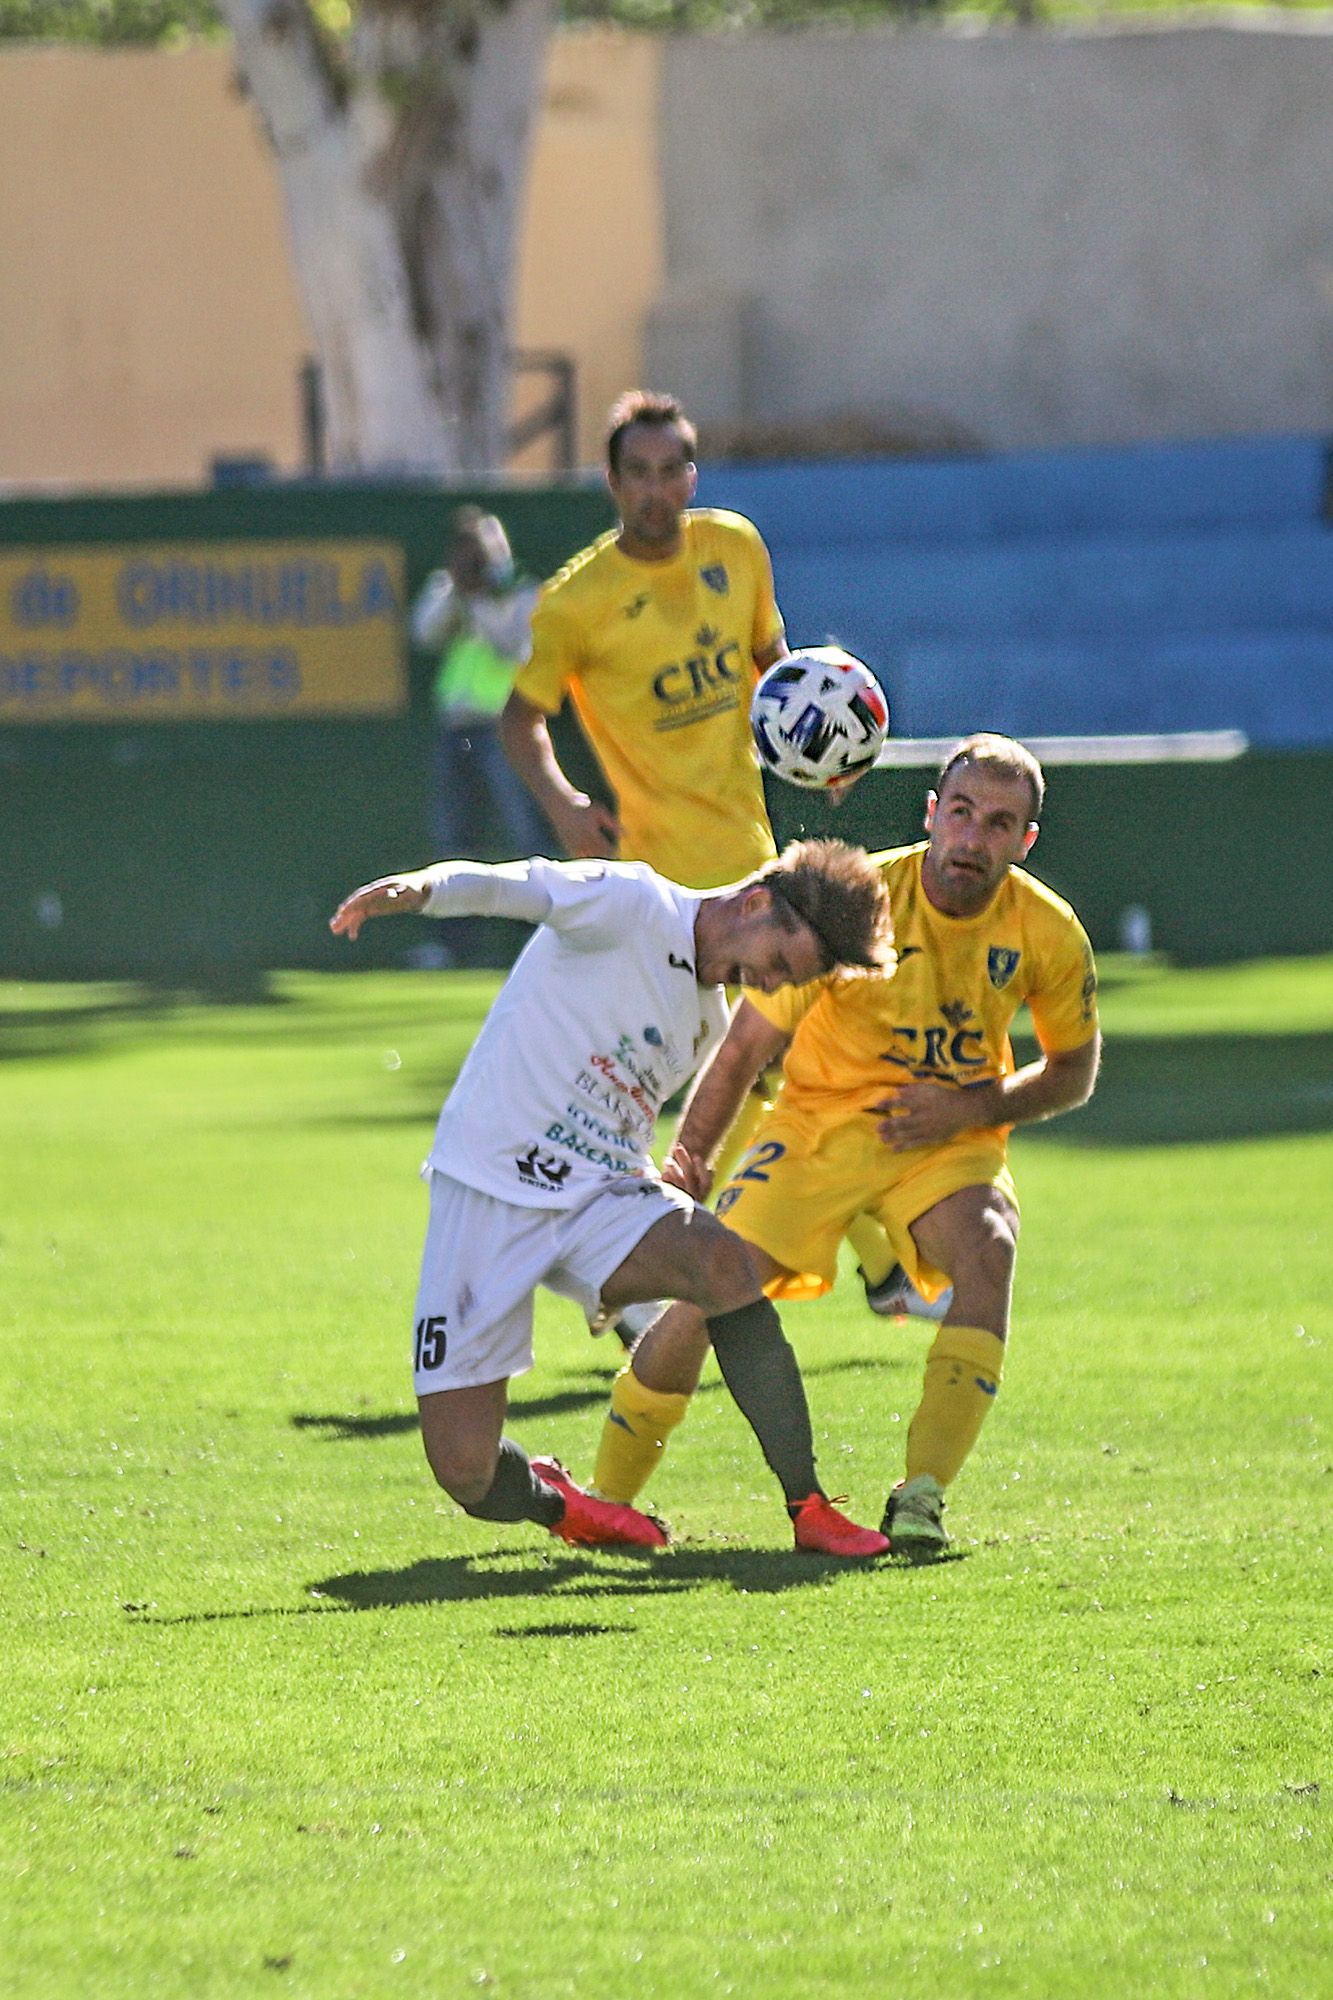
652, 638, 742, 707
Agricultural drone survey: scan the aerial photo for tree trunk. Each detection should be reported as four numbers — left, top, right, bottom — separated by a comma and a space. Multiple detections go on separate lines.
217, 0, 554, 476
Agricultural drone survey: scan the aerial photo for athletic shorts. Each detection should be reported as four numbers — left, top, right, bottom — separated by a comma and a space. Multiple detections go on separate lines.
712, 1107, 1017, 1305
411, 1168, 693, 1396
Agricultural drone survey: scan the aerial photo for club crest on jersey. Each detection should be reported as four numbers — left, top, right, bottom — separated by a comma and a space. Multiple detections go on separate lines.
699, 565, 729, 595
988, 947, 1021, 989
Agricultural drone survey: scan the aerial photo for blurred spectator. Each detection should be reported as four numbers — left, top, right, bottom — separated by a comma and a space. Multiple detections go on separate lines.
412, 507, 549, 865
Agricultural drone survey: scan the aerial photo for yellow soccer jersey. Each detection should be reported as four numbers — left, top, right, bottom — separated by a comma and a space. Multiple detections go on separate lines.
747, 844, 1098, 1133
514, 509, 783, 890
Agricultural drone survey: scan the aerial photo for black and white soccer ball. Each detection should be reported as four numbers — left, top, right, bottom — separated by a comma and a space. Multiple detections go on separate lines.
750, 646, 890, 791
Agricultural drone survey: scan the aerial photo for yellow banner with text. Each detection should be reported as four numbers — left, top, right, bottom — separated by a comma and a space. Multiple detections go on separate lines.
0, 540, 407, 722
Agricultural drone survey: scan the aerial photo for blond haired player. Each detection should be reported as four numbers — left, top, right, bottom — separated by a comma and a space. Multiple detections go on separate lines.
588, 735, 1101, 1557
499, 389, 896, 1312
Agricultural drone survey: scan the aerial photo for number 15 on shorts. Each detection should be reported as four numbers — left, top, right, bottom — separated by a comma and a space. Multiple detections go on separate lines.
415, 1315, 448, 1371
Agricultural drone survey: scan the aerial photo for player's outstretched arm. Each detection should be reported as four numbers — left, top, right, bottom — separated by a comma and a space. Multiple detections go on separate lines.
671, 1001, 790, 1193
499, 691, 622, 860
329, 874, 431, 942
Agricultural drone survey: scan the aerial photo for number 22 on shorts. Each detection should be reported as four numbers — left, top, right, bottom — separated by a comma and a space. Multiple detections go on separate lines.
714, 1139, 785, 1217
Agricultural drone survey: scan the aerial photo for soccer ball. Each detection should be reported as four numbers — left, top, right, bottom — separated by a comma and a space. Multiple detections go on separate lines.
750, 646, 890, 791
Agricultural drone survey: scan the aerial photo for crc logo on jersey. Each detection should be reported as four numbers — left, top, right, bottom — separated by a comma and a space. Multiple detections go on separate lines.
988, 947, 1021, 990
652, 633, 742, 717
885, 999, 986, 1078
699, 565, 729, 595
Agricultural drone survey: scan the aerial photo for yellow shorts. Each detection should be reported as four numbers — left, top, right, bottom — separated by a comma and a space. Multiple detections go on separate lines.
713, 1107, 1017, 1305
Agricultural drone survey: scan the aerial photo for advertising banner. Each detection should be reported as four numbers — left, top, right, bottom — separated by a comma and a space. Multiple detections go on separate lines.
0, 540, 407, 721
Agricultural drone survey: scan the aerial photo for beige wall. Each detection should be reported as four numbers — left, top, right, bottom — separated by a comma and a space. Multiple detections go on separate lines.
0, 32, 662, 489
0, 46, 310, 488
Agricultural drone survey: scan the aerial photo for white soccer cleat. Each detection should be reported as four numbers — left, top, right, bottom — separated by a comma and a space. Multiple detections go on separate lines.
860, 1263, 952, 1322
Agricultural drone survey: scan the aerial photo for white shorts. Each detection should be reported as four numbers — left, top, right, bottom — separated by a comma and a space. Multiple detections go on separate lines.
411, 1169, 694, 1396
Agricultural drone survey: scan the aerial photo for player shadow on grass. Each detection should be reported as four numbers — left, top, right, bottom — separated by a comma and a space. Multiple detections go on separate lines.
126, 1541, 960, 1629
289, 1377, 621, 1444
311, 1541, 909, 1611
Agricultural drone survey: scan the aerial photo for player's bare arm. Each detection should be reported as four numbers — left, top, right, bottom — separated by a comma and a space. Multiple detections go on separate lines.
667, 1000, 792, 1197
329, 874, 431, 941
498, 689, 622, 860
873, 1032, 1101, 1152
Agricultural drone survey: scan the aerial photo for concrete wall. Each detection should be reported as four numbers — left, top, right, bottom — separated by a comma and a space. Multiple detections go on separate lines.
512, 30, 663, 473
4, 21, 1333, 485
0, 31, 661, 488
649, 19, 1333, 451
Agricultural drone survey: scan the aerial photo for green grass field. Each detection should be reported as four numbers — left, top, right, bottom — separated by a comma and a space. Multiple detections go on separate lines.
2, 957, 1329, 1998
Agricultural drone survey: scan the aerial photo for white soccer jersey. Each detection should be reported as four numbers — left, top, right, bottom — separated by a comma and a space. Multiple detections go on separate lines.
422, 859, 730, 1207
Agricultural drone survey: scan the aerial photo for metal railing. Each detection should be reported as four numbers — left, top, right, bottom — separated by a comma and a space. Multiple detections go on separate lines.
296, 351, 577, 477
507, 350, 577, 474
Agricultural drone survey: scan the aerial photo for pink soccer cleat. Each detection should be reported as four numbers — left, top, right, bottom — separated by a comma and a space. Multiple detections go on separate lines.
791, 1493, 890, 1558
530, 1455, 668, 1550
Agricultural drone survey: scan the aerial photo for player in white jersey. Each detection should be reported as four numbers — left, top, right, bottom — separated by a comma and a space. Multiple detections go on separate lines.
330, 841, 895, 1556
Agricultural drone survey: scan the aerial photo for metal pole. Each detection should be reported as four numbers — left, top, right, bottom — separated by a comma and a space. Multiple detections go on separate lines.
299, 357, 327, 479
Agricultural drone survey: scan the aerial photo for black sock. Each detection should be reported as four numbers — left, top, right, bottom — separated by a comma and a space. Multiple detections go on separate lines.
461, 1437, 563, 1527
705, 1297, 820, 1506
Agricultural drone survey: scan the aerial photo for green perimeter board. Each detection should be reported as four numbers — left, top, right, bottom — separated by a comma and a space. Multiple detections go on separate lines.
0, 483, 614, 980
2, 485, 1330, 975
769, 748, 1333, 968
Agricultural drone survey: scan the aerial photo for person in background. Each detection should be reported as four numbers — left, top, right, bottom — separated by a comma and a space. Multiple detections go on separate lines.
410, 508, 550, 967
413, 506, 549, 868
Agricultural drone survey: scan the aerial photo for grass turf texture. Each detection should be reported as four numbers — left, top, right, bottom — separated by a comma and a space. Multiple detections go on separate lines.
2, 959, 1329, 1999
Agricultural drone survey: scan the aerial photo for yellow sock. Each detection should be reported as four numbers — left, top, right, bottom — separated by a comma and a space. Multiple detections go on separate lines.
592, 1365, 692, 1504
845, 1211, 894, 1288
905, 1325, 1005, 1487
710, 1087, 769, 1192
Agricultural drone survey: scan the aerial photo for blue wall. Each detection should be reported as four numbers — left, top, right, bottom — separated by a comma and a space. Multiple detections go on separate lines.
698, 436, 1333, 748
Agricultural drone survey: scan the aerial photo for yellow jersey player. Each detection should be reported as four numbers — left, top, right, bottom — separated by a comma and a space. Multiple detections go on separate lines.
500, 388, 784, 888
500, 389, 896, 1317
589, 734, 1102, 1557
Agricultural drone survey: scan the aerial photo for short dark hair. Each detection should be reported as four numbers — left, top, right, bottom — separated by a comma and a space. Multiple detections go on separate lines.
605, 390, 698, 476
936, 733, 1045, 820
757, 838, 894, 975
